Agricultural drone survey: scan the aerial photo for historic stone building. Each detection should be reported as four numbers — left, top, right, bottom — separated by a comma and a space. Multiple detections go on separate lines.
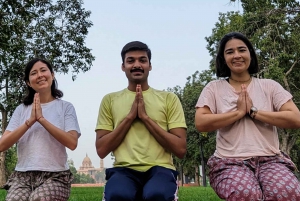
77, 154, 105, 181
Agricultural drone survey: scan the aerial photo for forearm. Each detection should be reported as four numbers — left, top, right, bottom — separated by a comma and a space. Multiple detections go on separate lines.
0, 123, 29, 152
254, 110, 300, 129
96, 116, 135, 158
38, 118, 78, 150
141, 116, 186, 158
195, 110, 243, 132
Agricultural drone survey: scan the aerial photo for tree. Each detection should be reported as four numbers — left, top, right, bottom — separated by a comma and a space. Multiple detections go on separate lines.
206, 0, 300, 156
0, 0, 95, 186
170, 70, 216, 186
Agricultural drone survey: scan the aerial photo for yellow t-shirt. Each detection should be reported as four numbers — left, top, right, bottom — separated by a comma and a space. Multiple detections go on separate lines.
95, 87, 186, 172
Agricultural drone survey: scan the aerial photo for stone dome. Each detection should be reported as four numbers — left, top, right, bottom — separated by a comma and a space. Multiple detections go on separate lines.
81, 154, 94, 168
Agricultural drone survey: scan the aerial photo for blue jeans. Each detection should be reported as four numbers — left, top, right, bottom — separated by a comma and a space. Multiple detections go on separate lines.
103, 166, 178, 201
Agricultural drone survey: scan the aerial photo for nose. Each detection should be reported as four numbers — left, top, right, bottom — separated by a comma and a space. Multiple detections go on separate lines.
133, 60, 142, 68
233, 51, 241, 58
37, 71, 43, 77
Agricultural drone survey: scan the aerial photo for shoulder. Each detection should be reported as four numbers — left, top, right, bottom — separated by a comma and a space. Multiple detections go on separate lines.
150, 88, 178, 99
253, 77, 283, 88
54, 99, 77, 112
13, 104, 27, 113
102, 89, 127, 101
202, 79, 226, 91
55, 99, 73, 107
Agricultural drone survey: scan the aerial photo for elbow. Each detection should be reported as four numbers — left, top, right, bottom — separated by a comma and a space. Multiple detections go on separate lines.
195, 122, 212, 132
96, 148, 109, 159
175, 146, 186, 159
68, 141, 78, 151
0, 142, 8, 152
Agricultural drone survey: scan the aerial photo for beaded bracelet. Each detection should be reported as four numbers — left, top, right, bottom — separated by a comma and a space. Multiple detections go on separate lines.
37, 116, 44, 121
25, 120, 31, 128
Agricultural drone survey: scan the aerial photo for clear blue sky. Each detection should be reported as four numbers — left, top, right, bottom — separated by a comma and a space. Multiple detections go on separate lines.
55, 0, 242, 170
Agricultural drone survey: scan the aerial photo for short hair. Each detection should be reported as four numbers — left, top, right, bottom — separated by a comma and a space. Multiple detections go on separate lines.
216, 32, 259, 77
121, 41, 151, 64
23, 58, 63, 105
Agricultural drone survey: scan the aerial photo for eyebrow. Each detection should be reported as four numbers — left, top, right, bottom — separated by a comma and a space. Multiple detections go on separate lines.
30, 66, 47, 73
126, 56, 148, 60
225, 46, 247, 52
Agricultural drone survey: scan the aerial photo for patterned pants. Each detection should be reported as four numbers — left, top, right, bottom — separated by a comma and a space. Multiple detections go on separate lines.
4, 170, 73, 201
208, 154, 300, 201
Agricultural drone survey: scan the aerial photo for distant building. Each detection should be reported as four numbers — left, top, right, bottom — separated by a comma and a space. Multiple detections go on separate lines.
77, 154, 105, 182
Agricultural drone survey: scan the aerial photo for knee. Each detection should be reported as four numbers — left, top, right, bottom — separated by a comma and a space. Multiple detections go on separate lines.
144, 190, 173, 201
226, 189, 263, 201
265, 186, 300, 200
105, 188, 136, 201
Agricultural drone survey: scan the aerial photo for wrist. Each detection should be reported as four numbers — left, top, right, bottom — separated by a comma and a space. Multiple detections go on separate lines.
249, 106, 258, 119
25, 119, 34, 128
37, 116, 44, 122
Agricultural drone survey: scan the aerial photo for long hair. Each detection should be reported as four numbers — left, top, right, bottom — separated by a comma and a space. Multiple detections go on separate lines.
23, 58, 63, 105
216, 32, 259, 77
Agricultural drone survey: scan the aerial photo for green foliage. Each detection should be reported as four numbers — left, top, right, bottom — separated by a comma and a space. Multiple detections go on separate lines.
68, 160, 97, 184
170, 70, 216, 180
205, 0, 300, 168
4, 146, 17, 177
0, 0, 95, 185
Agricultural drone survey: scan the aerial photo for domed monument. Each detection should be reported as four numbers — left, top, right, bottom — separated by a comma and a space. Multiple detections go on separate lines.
77, 154, 105, 183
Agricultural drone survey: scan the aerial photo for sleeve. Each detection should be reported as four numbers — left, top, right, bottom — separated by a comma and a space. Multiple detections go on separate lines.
166, 93, 187, 130
64, 102, 81, 137
195, 82, 217, 114
95, 94, 114, 131
6, 105, 23, 132
269, 80, 293, 111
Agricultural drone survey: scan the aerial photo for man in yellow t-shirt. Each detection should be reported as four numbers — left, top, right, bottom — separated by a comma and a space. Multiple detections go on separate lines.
95, 41, 187, 201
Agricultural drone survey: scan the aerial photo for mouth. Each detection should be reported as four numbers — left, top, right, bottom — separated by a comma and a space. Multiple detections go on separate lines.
130, 69, 144, 74
37, 80, 46, 84
233, 61, 244, 65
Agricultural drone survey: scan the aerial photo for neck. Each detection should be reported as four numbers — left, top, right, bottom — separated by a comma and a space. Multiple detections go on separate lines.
128, 82, 149, 92
38, 92, 55, 103
229, 76, 251, 83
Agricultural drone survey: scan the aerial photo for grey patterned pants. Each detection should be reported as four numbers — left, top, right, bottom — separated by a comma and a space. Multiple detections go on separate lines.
4, 170, 73, 201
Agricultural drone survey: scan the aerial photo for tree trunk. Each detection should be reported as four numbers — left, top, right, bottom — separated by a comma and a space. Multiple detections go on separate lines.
195, 165, 199, 186
278, 129, 298, 156
0, 151, 6, 187
280, 129, 289, 154
0, 109, 8, 186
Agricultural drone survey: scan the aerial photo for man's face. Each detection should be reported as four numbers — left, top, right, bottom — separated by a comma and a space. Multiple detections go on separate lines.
122, 50, 152, 84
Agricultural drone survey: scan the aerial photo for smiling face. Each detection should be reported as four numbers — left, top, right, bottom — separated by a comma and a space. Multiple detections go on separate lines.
27, 61, 54, 93
224, 38, 251, 75
122, 50, 152, 84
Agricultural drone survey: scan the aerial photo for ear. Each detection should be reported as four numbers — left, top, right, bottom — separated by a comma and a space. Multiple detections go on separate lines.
52, 72, 55, 80
149, 64, 152, 71
26, 81, 31, 88
121, 64, 125, 72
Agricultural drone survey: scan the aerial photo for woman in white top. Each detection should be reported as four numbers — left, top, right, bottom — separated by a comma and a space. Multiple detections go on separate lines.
0, 58, 81, 201
195, 32, 300, 201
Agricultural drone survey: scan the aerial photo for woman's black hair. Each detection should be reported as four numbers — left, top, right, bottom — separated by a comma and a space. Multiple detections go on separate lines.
23, 58, 63, 105
216, 32, 259, 77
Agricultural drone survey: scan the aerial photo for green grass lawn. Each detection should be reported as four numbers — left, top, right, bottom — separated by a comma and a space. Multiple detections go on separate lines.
0, 186, 223, 201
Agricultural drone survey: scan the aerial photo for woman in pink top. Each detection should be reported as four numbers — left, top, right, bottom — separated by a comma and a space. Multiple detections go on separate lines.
195, 32, 300, 201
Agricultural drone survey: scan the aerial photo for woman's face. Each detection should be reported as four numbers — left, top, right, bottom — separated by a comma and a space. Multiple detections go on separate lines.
27, 61, 54, 93
224, 38, 251, 75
